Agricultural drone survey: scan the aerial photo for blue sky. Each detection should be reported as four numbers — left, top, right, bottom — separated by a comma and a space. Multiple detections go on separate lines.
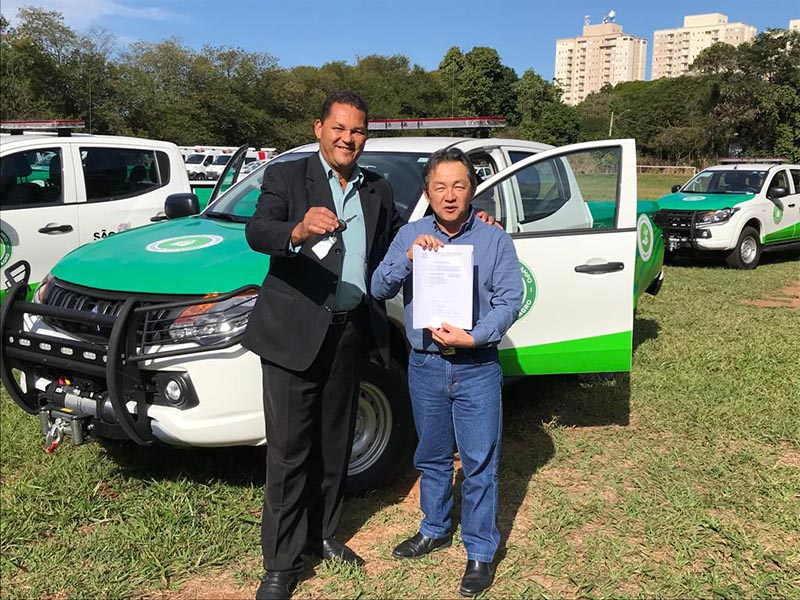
4, 0, 798, 80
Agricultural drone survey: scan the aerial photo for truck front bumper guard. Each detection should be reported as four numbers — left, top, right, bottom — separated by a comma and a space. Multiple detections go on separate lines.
1, 281, 259, 445
654, 210, 716, 251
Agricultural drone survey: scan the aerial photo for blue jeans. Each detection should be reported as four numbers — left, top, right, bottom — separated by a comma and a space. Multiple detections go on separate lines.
407, 348, 503, 563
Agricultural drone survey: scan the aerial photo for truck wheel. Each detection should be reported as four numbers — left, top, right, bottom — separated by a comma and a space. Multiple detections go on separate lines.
726, 226, 761, 269
345, 359, 415, 495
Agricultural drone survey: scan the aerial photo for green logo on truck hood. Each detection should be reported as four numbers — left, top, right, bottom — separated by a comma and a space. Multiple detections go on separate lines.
52, 218, 268, 295
657, 192, 754, 211
146, 235, 224, 253
519, 262, 537, 320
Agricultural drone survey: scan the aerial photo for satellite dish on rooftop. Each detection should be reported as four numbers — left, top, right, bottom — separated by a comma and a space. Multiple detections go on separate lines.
608, 10, 616, 21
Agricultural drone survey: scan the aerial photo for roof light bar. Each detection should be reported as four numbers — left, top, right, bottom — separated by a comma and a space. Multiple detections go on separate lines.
1, 120, 85, 136
368, 117, 507, 131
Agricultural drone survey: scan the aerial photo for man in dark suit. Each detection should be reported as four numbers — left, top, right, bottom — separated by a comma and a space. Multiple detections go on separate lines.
243, 91, 404, 600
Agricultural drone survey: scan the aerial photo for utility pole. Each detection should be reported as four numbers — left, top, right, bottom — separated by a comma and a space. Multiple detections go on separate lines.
608, 110, 614, 137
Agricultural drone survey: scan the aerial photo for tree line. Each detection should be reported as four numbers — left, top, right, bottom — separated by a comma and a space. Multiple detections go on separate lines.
2, 7, 798, 163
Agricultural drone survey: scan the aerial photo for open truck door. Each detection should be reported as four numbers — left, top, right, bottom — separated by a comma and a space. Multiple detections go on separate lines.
472, 139, 639, 375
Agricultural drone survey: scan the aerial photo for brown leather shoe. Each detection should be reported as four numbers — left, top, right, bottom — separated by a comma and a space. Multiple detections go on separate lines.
392, 532, 452, 559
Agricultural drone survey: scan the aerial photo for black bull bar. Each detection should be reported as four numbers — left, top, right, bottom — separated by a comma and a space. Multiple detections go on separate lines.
1, 281, 259, 445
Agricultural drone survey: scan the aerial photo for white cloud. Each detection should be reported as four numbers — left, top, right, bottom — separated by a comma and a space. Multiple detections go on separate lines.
2, 0, 185, 29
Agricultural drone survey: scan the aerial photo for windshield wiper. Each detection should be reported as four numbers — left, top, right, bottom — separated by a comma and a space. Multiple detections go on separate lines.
204, 211, 249, 223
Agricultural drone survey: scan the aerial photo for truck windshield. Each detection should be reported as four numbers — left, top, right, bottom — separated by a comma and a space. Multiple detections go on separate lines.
185, 154, 205, 164
681, 170, 767, 194
212, 155, 230, 166
205, 151, 428, 220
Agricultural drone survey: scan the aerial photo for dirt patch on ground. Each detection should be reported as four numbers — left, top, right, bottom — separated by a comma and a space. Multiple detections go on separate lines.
776, 444, 800, 469
144, 573, 253, 599
742, 281, 800, 309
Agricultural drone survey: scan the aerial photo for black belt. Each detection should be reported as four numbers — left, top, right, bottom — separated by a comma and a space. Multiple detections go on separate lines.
329, 303, 365, 326
416, 346, 497, 357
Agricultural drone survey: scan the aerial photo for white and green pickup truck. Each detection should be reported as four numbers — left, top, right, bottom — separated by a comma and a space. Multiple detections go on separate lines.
1, 137, 664, 492
657, 163, 800, 268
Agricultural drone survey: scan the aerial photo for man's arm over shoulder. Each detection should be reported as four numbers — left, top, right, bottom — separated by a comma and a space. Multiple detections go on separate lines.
370, 222, 414, 301
245, 162, 300, 256
470, 229, 523, 347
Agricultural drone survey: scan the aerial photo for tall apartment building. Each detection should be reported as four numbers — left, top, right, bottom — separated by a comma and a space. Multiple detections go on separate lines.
554, 20, 647, 105
652, 13, 756, 80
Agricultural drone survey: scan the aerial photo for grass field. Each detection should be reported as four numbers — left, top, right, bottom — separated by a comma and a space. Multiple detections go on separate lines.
1, 211, 798, 597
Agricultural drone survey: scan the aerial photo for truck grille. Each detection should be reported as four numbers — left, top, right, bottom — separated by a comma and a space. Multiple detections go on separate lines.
661, 210, 696, 233
42, 282, 171, 343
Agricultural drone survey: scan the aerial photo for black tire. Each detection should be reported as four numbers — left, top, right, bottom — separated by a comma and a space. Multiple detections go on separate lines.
345, 359, 415, 495
726, 226, 761, 269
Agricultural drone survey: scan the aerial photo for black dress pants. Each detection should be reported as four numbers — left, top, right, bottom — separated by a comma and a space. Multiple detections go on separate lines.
260, 316, 362, 573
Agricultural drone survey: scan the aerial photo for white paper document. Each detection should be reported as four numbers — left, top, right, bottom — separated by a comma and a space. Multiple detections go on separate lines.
412, 244, 473, 330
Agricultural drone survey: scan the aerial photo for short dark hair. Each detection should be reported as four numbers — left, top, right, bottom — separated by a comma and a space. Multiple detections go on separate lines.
422, 147, 478, 193
319, 90, 369, 124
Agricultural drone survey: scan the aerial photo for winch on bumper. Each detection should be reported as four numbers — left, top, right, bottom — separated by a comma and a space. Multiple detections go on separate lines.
655, 209, 716, 252
1, 274, 259, 448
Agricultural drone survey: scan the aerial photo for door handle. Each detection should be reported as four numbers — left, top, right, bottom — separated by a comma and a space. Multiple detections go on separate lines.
574, 261, 625, 274
38, 224, 73, 234
788, 203, 796, 208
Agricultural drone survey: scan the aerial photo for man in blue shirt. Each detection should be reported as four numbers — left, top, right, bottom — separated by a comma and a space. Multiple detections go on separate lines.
371, 148, 523, 597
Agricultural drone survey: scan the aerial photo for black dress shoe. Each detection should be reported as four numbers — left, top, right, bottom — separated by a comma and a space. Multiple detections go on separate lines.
392, 532, 452, 559
458, 560, 494, 597
321, 537, 365, 567
255, 571, 297, 600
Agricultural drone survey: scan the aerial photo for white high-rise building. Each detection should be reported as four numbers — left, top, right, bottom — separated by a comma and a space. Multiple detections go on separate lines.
652, 13, 756, 80
554, 17, 647, 105
790, 19, 800, 31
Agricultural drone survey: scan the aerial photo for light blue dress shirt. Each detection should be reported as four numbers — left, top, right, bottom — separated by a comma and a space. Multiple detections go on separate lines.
318, 152, 367, 311
370, 209, 523, 352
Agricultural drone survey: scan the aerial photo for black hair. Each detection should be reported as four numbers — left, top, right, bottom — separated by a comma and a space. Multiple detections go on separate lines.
421, 147, 478, 192
319, 90, 369, 124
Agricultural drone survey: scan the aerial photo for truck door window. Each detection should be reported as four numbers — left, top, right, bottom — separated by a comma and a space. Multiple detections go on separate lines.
0, 148, 63, 209
468, 153, 503, 223
790, 169, 800, 194
767, 170, 789, 198
81, 147, 164, 202
480, 148, 621, 234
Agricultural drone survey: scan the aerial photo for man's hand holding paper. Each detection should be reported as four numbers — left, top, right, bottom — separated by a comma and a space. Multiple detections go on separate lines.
412, 244, 473, 331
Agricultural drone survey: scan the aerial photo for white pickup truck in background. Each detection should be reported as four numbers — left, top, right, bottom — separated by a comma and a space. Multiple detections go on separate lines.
0, 120, 197, 299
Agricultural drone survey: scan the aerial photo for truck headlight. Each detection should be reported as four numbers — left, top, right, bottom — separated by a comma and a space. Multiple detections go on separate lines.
167, 291, 257, 346
33, 273, 53, 304
697, 207, 737, 224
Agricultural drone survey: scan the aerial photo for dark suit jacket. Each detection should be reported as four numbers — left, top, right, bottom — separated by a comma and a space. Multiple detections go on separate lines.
242, 154, 405, 372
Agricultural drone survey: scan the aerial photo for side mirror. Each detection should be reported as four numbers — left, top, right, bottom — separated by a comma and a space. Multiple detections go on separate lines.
671, 184, 681, 193
768, 186, 788, 199
165, 193, 200, 219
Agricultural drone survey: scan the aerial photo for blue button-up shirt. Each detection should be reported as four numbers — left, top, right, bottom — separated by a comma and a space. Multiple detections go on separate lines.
371, 209, 523, 352
318, 152, 366, 311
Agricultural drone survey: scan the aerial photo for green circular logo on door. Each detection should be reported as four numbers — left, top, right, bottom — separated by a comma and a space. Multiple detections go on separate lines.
518, 261, 537, 320
637, 214, 654, 261
773, 204, 783, 225
0, 230, 11, 269
146, 235, 223, 253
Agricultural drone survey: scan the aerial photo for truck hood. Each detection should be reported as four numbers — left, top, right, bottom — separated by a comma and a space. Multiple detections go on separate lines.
657, 192, 754, 211
52, 217, 268, 295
